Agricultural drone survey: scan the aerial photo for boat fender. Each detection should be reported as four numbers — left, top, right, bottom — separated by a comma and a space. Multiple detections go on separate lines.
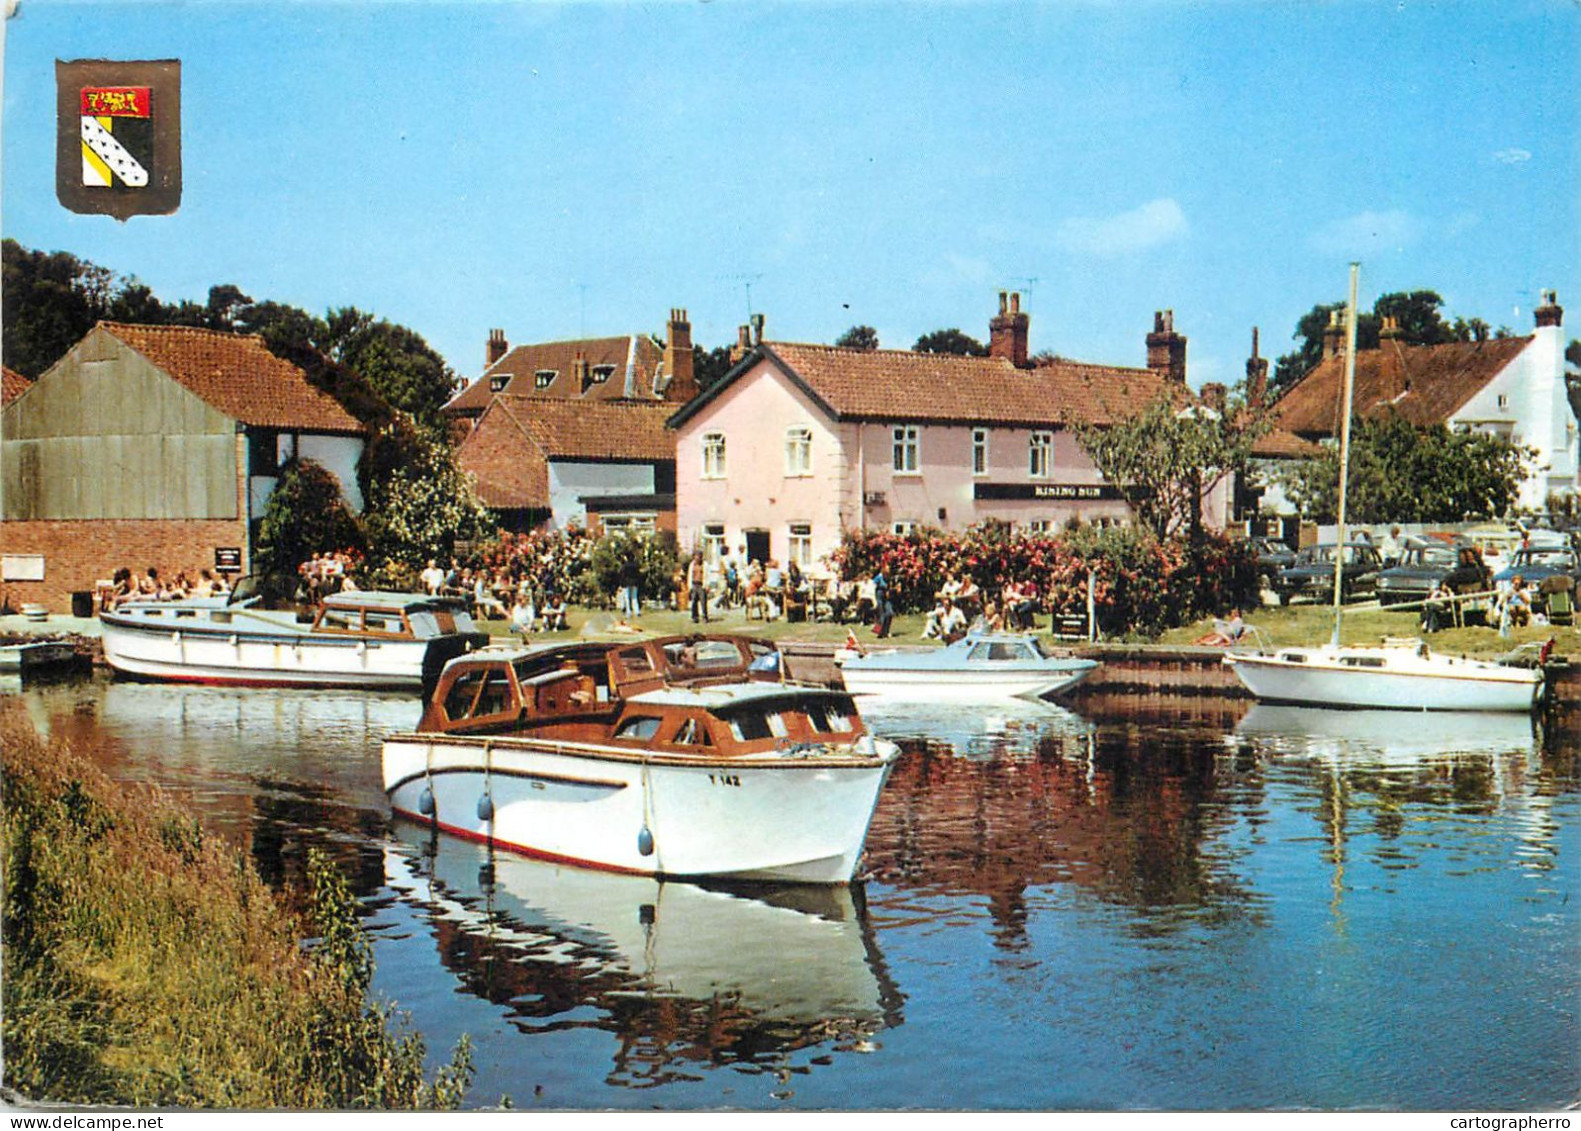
637, 824, 655, 857
418, 787, 435, 817
476, 793, 495, 823
356, 641, 367, 656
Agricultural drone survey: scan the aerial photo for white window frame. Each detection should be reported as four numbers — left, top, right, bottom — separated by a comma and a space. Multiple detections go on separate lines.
534, 369, 557, 389
891, 520, 918, 536
1029, 430, 1053, 479
702, 432, 727, 479
893, 425, 920, 474
601, 513, 656, 533
702, 523, 727, 566
788, 522, 813, 567
784, 426, 814, 477
972, 428, 989, 476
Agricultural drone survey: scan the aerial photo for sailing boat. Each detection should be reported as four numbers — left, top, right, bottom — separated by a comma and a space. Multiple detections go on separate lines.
1224, 265, 1544, 713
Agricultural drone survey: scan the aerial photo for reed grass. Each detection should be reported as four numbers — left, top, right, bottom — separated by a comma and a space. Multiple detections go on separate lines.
0, 703, 472, 1109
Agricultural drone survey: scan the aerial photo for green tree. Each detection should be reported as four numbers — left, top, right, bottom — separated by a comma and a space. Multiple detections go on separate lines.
913, 328, 988, 356
1277, 416, 1532, 523
588, 531, 679, 608
692, 343, 737, 390
835, 325, 880, 351
359, 423, 495, 586
322, 308, 456, 434
253, 460, 365, 600
1073, 389, 1270, 542
1, 240, 114, 377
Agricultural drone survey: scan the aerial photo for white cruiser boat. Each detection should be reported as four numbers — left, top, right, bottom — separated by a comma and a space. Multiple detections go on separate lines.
837, 631, 1098, 702
100, 586, 487, 689
383, 638, 900, 884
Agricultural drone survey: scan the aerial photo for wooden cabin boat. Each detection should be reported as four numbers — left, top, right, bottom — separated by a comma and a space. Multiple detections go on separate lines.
382, 640, 900, 884
100, 588, 488, 690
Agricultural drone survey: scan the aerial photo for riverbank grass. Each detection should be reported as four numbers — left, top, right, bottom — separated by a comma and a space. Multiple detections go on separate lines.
0, 704, 472, 1108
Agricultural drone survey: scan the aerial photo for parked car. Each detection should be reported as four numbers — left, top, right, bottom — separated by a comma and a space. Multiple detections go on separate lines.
1249, 536, 1296, 584
1274, 543, 1384, 605
1376, 542, 1462, 607
1492, 545, 1581, 588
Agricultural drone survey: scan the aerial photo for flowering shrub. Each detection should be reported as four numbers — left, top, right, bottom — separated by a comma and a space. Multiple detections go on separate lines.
829, 523, 1258, 637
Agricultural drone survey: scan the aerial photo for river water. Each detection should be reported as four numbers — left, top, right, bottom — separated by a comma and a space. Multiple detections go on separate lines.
6, 674, 1578, 1111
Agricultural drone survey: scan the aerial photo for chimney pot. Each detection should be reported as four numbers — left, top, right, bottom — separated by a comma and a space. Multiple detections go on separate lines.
988, 291, 1031, 368
1146, 309, 1188, 382
1535, 289, 1564, 328
663, 305, 696, 402
485, 328, 509, 369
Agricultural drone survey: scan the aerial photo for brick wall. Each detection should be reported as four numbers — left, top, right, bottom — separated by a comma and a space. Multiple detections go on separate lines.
0, 518, 248, 612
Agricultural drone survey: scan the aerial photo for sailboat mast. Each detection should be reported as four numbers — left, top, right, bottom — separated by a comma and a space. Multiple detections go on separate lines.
1331, 263, 1360, 648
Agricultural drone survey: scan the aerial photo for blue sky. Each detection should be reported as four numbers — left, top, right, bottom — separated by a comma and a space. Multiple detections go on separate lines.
4, 0, 1577, 388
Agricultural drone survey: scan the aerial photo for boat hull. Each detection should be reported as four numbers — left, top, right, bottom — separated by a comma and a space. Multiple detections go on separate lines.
840, 659, 1097, 702
383, 734, 900, 884
1224, 650, 1542, 713
100, 616, 477, 690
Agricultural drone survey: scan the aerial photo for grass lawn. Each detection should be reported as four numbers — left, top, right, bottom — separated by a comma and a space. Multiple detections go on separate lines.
479, 597, 1579, 660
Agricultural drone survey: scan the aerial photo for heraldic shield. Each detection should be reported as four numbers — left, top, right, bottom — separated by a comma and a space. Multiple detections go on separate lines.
57, 59, 181, 218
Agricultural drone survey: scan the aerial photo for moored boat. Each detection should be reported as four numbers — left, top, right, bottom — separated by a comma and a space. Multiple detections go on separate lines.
1224, 641, 1543, 713
837, 630, 1098, 702
1224, 264, 1544, 715
100, 586, 488, 690
382, 641, 900, 884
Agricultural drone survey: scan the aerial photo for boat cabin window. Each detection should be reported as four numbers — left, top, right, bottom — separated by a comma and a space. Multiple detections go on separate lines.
662, 639, 745, 670
615, 715, 664, 741
970, 641, 1028, 662
1340, 656, 1387, 668
618, 647, 655, 674
1279, 653, 1307, 663
474, 668, 515, 716
443, 670, 487, 720
722, 710, 775, 742
804, 698, 857, 734
363, 609, 407, 635
319, 608, 360, 632
672, 717, 714, 747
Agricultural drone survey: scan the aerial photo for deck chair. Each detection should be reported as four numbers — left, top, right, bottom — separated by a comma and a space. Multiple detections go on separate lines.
1546, 586, 1574, 627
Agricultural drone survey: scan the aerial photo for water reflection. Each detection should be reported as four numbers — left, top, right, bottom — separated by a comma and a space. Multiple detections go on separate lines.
384, 820, 902, 1087
858, 696, 1091, 759
1235, 704, 1540, 761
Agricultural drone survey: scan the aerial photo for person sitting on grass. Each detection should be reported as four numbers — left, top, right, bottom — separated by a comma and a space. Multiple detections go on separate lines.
540, 591, 568, 632
1194, 609, 1247, 647
923, 596, 967, 642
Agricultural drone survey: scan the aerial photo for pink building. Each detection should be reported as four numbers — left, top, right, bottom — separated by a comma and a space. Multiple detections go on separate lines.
668, 294, 1230, 572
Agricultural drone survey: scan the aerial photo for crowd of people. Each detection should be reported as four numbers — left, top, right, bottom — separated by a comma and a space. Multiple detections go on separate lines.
102, 565, 231, 609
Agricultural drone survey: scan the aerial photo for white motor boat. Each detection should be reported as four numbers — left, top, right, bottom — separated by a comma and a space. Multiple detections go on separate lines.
837, 631, 1098, 702
100, 586, 487, 689
382, 639, 900, 884
1224, 641, 1544, 713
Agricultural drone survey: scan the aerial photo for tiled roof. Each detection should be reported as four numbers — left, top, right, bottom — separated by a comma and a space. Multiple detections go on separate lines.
1, 365, 31, 407
1250, 425, 1322, 459
457, 396, 675, 510
445, 334, 667, 416
1273, 336, 1532, 437
676, 341, 1191, 428
100, 322, 363, 434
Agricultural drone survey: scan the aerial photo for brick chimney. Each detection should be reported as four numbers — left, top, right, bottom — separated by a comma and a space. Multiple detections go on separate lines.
575, 352, 591, 394
1245, 326, 1268, 408
485, 328, 508, 369
663, 307, 697, 403
1535, 289, 1564, 328
730, 324, 753, 364
1200, 382, 1228, 414
988, 291, 1030, 368
1145, 309, 1187, 383
1321, 310, 1345, 360
750, 312, 766, 346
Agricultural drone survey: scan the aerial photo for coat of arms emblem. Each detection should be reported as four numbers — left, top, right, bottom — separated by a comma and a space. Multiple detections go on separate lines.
56, 59, 181, 219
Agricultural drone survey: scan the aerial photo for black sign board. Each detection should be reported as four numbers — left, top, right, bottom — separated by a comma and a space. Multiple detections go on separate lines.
214, 547, 242, 574
974, 482, 1129, 502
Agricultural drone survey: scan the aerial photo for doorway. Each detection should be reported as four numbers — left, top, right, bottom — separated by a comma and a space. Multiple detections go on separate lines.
744, 528, 771, 565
